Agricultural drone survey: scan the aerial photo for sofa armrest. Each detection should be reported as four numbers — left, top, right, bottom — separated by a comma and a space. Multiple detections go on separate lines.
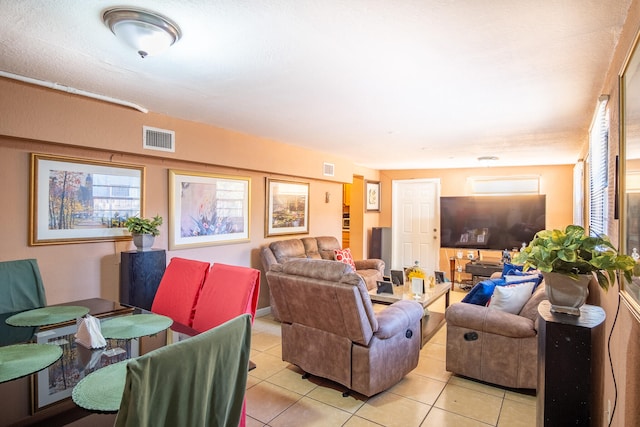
374, 300, 423, 339
354, 258, 385, 274
445, 302, 536, 339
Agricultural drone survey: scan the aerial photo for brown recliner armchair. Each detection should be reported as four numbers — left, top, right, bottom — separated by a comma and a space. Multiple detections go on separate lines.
444, 282, 547, 389
267, 258, 423, 397
261, 236, 385, 320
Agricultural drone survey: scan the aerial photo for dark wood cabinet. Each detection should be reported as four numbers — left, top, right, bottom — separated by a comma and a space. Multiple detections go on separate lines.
537, 301, 605, 427
120, 249, 166, 310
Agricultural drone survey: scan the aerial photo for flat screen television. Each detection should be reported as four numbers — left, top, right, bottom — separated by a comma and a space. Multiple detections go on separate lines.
440, 195, 546, 251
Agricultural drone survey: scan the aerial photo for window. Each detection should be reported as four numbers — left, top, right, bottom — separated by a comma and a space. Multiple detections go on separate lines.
588, 97, 609, 237
468, 176, 540, 195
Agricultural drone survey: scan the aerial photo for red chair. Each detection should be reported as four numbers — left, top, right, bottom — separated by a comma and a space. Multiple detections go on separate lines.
191, 263, 260, 333
151, 257, 210, 327
191, 263, 260, 427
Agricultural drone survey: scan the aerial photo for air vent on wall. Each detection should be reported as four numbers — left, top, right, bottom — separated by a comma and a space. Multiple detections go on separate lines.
323, 162, 335, 177
143, 126, 175, 152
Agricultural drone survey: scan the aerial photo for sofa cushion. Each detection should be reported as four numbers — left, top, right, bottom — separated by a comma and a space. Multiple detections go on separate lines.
334, 248, 356, 269
518, 282, 547, 322
488, 281, 535, 314
301, 237, 323, 259
316, 236, 342, 260
270, 239, 307, 263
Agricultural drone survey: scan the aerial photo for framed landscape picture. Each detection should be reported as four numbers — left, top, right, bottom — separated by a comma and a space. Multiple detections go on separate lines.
365, 180, 381, 212
265, 178, 309, 237
29, 153, 144, 245
168, 170, 251, 249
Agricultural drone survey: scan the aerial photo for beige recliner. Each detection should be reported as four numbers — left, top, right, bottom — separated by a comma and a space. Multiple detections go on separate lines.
444, 282, 547, 389
266, 258, 423, 397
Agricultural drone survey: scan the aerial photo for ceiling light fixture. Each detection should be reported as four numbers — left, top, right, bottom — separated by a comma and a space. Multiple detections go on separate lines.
477, 156, 499, 166
103, 8, 182, 58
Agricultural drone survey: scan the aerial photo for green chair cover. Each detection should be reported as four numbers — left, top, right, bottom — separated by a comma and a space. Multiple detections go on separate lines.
114, 314, 252, 427
0, 259, 47, 314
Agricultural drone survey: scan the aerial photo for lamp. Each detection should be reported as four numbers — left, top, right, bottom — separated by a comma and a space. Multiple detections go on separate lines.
103, 8, 181, 58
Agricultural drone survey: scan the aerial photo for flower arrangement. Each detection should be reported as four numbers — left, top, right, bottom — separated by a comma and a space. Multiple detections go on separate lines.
405, 261, 426, 281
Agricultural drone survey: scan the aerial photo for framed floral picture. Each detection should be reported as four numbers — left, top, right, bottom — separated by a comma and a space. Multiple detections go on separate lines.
168, 170, 251, 249
29, 153, 144, 245
365, 180, 381, 212
265, 178, 309, 237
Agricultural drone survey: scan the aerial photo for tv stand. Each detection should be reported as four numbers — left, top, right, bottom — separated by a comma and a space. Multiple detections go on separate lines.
465, 261, 503, 284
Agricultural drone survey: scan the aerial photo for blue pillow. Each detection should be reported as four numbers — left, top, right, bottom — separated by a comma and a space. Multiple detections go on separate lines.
501, 263, 523, 277
462, 278, 505, 306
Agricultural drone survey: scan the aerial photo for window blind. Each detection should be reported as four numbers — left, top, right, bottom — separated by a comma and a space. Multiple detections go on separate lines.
589, 98, 609, 237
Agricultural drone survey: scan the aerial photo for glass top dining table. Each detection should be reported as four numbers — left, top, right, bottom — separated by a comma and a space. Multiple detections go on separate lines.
0, 298, 193, 426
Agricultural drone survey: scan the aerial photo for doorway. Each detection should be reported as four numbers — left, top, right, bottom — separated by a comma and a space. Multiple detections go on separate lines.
391, 179, 440, 275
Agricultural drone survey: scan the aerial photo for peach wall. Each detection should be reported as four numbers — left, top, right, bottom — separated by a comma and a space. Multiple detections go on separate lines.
379, 165, 575, 274
0, 78, 354, 184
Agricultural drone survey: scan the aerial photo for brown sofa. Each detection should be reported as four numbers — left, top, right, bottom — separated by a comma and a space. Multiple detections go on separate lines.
444, 281, 547, 389
261, 236, 384, 319
267, 258, 423, 397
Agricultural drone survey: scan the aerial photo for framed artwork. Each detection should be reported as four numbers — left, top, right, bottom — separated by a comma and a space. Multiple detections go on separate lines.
365, 180, 381, 212
434, 271, 445, 284
168, 170, 251, 250
265, 178, 309, 237
29, 153, 144, 245
32, 321, 139, 412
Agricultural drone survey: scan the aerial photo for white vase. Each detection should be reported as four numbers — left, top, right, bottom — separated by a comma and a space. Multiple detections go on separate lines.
542, 271, 592, 316
132, 234, 155, 252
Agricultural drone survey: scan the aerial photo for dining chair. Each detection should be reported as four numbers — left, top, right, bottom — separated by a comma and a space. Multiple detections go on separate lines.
0, 259, 47, 314
150, 257, 210, 327
114, 314, 252, 427
191, 263, 260, 333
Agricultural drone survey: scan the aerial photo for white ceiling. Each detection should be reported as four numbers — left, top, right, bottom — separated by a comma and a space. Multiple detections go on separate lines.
0, 0, 632, 169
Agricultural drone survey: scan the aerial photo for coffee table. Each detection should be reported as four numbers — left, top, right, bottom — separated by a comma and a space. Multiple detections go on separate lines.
369, 282, 450, 347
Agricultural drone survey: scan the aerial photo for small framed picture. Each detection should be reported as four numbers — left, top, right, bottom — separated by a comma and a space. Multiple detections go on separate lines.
434, 271, 445, 284
365, 180, 381, 212
390, 270, 404, 285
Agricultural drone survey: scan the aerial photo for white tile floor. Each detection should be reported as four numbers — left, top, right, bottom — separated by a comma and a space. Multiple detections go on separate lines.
245, 289, 537, 427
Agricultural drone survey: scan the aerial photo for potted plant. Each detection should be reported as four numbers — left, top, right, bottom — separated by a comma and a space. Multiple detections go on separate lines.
124, 215, 163, 251
515, 224, 636, 315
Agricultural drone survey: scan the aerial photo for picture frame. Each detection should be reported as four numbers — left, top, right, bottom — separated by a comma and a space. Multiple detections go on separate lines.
265, 178, 310, 237
434, 271, 445, 284
29, 153, 144, 246
32, 321, 139, 412
390, 270, 405, 285
169, 170, 251, 250
365, 180, 381, 212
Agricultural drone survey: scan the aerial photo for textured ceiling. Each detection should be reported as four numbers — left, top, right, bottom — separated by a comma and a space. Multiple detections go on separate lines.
0, 0, 632, 169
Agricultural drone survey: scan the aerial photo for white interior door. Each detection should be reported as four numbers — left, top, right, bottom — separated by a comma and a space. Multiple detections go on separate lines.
391, 179, 440, 275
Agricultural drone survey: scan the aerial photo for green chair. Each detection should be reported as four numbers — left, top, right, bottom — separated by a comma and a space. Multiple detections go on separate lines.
114, 314, 252, 427
0, 259, 47, 314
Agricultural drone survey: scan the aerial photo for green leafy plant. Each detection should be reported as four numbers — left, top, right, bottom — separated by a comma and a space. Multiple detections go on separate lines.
515, 224, 636, 291
124, 215, 163, 237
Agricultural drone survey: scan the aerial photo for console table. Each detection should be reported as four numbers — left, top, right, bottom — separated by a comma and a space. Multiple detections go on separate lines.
464, 261, 503, 284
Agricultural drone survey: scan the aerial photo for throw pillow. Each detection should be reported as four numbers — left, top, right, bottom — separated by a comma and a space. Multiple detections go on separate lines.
334, 248, 356, 269
461, 278, 505, 306
501, 262, 523, 277
488, 281, 535, 314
